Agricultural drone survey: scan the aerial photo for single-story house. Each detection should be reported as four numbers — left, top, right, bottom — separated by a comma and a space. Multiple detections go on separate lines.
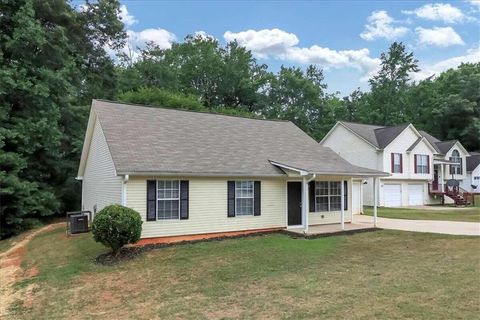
77, 100, 388, 240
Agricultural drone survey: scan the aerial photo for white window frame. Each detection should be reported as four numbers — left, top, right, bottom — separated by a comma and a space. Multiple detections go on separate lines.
451, 150, 462, 175
315, 181, 342, 212
393, 153, 402, 173
235, 180, 254, 216
157, 180, 180, 220
416, 155, 429, 174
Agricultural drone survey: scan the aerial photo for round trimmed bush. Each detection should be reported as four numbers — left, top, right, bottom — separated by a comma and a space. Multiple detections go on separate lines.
92, 204, 143, 254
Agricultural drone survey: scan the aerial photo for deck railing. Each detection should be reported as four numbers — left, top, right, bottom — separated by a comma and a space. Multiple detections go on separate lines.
428, 183, 445, 194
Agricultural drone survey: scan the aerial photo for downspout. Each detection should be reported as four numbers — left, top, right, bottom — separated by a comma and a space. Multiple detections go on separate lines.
121, 174, 129, 206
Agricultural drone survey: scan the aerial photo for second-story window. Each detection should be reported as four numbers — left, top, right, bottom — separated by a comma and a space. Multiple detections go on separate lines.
450, 150, 462, 175
415, 155, 429, 174
391, 153, 402, 173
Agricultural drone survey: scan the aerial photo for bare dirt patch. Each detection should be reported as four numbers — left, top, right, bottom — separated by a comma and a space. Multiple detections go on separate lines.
0, 223, 65, 317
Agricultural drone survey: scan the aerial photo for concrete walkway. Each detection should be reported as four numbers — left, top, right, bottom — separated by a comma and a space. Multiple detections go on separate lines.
354, 215, 480, 236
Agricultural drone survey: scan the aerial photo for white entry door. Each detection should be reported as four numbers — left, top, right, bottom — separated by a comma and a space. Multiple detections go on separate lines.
352, 181, 362, 214
384, 184, 402, 207
408, 184, 424, 206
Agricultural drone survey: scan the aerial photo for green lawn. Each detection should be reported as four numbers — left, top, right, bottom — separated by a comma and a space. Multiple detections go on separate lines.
6, 226, 480, 319
364, 206, 480, 222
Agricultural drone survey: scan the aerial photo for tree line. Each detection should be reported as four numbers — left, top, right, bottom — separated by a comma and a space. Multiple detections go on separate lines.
1, 0, 479, 238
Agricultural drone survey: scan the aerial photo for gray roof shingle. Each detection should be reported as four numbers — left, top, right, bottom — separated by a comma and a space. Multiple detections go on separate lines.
340, 121, 410, 149
339, 121, 459, 154
92, 100, 386, 177
434, 140, 458, 155
466, 153, 480, 172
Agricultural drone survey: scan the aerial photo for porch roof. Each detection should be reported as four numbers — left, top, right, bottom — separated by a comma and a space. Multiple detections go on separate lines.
269, 159, 390, 177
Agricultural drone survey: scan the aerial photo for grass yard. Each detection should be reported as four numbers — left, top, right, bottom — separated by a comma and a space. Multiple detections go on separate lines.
4, 226, 480, 319
364, 206, 480, 222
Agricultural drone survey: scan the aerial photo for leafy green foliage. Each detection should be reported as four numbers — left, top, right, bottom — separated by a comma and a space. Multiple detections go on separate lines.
1, 1, 478, 240
0, 0, 125, 238
117, 34, 269, 111
359, 42, 419, 125
118, 87, 258, 118
406, 63, 480, 150
92, 205, 143, 254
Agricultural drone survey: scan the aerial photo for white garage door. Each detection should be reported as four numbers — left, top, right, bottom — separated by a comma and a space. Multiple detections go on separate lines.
384, 184, 401, 207
408, 184, 424, 206
352, 181, 362, 214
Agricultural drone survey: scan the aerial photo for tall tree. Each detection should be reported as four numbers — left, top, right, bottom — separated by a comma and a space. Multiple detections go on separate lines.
259, 65, 328, 140
0, 0, 125, 238
407, 63, 480, 150
117, 35, 269, 111
360, 42, 419, 125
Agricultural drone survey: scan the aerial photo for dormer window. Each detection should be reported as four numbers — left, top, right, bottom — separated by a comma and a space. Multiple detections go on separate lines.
391, 153, 402, 173
450, 150, 462, 175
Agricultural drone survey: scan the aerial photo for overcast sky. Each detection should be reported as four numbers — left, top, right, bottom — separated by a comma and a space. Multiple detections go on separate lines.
80, 1, 480, 95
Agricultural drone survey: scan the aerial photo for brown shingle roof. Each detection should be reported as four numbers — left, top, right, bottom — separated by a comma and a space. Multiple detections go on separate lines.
92, 100, 386, 176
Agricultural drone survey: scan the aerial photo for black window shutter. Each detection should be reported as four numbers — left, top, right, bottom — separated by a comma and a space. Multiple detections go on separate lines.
343, 180, 348, 211
309, 181, 316, 212
227, 181, 235, 217
254, 181, 261, 216
180, 180, 189, 220
146, 180, 157, 221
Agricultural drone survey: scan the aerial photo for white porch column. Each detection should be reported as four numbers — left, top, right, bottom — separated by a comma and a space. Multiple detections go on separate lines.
373, 177, 378, 227
302, 176, 309, 234
440, 164, 444, 190
340, 179, 345, 230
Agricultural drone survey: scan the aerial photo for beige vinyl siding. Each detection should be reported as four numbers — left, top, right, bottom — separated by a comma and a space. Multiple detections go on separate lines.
81, 118, 122, 215
308, 178, 352, 225
127, 176, 287, 238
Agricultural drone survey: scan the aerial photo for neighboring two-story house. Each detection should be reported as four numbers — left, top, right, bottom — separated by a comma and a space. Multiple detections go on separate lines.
460, 152, 480, 193
320, 121, 471, 209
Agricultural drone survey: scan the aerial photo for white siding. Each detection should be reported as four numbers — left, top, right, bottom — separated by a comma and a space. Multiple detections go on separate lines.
321, 124, 381, 207
81, 118, 122, 215
460, 165, 480, 192
127, 176, 287, 238
383, 126, 434, 180
444, 144, 468, 181
322, 124, 381, 170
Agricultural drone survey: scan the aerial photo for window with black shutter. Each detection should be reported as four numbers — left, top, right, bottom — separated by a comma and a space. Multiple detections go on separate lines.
147, 180, 189, 221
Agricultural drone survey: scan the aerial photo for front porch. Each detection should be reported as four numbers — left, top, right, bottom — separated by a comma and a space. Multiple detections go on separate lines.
430, 159, 475, 206
286, 221, 378, 238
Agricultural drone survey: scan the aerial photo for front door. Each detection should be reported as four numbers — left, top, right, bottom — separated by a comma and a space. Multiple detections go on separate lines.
433, 168, 439, 190
287, 182, 302, 226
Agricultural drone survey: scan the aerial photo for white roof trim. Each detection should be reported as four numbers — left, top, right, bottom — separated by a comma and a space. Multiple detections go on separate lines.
269, 160, 390, 177
406, 136, 438, 154
445, 141, 470, 157
268, 160, 309, 176
76, 106, 97, 178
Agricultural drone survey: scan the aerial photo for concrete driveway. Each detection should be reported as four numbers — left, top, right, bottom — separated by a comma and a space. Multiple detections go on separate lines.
354, 215, 480, 236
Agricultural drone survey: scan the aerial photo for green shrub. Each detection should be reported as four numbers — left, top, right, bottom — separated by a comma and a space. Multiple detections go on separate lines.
92, 205, 143, 254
